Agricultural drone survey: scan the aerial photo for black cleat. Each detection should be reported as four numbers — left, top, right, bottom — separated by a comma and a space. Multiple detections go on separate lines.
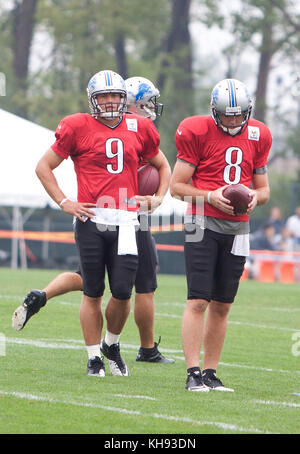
87, 356, 105, 377
202, 369, 234, 392
12, 290, 47, 331
136, 341, 175, 364
185, 370, 209, 392
100, 339, 129, 376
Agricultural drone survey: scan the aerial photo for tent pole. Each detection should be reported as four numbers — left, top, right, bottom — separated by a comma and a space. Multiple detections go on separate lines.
11, 205, 19, 269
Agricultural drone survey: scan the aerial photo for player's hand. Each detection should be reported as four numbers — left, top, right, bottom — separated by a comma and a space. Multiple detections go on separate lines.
135, 195, 163, 213
60, 199, 96, 222
209, 186, 235, 216
247, 190, 257, 214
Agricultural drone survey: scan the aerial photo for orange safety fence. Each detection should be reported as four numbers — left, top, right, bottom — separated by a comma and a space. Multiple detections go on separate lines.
249, 250, 300, 283
1, 230, 300, 282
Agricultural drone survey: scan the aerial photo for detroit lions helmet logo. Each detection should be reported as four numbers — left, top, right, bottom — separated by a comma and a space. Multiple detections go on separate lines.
135, 83, 152, 102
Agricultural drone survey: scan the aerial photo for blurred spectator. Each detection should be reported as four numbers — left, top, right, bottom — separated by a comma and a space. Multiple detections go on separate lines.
250, 222, 277, 250
268, 206, 285, 235
286, 206, 300, 251
275, 226, 294, 252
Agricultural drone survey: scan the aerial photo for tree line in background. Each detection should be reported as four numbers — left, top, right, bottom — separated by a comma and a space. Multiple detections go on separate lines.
0, 0, 299, 215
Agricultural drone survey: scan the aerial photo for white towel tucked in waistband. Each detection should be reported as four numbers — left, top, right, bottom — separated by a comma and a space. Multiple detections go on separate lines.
231, 233, 250, 257
118, 224, 138, 255
90, 208, 139, 226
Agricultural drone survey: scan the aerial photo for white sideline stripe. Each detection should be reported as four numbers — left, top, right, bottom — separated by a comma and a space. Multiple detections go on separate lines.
7, 337, 300, 375
114, 394, 157, 401
228, 320, 298, 332
0, 389, 270, 434
218, 361, 300, 375
151, 312, 299, 333
261, 307, 300, 313
8, 338, 82, 350
254, 399, 300, 409
7, 338, 183, 354
162, 302, 300, 313
3, 294, 298, 332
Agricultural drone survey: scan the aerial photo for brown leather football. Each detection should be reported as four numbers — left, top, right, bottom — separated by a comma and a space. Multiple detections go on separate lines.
222, 184, 252, 215
138, 165, 160, 196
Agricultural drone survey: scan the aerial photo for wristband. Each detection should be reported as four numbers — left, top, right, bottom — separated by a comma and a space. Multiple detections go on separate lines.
207, 191, 212, 204
59, 197, 69, 208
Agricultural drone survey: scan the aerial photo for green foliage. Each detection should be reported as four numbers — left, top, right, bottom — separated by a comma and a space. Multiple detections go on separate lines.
0, 0, 299, 170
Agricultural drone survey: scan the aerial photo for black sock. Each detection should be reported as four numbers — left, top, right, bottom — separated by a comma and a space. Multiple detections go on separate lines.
202, 368, 216, 376
187, 367, 201, 376
140, 345, 156, 356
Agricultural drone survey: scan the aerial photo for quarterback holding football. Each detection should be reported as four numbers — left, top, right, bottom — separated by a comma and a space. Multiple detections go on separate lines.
171, 78, 272, 392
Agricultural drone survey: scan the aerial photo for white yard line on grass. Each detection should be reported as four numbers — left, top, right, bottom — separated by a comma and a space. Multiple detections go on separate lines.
154, 312, 299, 332
228, 320, 298, 332
113, 394, 157, 401
254, 399, 300, 408
0, 389, 272, 434
3, 295, 298, 331
7, 337, 300, 375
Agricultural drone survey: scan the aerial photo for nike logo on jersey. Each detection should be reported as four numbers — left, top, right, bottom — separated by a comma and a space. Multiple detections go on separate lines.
177, 129, 182, 135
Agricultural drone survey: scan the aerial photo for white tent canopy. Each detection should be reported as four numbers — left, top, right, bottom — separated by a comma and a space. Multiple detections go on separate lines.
0, 108, 77, 209
0, 109, 77, 268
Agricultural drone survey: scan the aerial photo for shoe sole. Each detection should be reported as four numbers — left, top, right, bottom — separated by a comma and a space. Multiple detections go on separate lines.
106, 359, 129, 376
186, 386, 210, 392
136, 358, 175, 364
12, 306, 27, 331
87, 371, 105, 377
209, 386, 234, 392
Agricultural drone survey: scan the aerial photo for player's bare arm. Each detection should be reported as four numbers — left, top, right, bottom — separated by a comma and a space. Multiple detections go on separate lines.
170, 160, 234, 215
36, 148, 96, 221
247, 173, 270, 213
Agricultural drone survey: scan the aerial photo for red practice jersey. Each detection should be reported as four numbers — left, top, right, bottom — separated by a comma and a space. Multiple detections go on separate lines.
175, 115, 272, 221
51, 113, 160, 210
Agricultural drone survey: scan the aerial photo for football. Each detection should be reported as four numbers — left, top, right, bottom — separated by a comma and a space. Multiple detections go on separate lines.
222, 184, 252, 215
138, 165, 160, 196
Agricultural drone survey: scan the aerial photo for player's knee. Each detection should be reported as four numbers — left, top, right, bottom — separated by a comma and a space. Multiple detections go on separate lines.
111, 282, 133, 301
210, 300, 232, 317
187, 299, 209, 314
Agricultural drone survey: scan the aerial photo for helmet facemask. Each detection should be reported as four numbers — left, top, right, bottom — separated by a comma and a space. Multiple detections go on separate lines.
90, 91, 127, 119
212, 106, 252, 136
129, 97, 163, 121
125, 76, 163, 121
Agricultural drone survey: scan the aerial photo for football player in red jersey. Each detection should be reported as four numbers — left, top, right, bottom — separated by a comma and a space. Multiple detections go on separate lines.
12, 70, 171, 378
170, 78, 272, 392
12, 72, 173, 373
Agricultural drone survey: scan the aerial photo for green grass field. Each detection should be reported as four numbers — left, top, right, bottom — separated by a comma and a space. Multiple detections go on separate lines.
0, 267, 299, 435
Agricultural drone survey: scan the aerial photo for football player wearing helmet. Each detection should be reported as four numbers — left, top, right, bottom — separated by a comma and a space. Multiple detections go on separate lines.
171, 78, 272, 392
87, 70, 127, 120
125, 76, 163, 121
211, 78, 252, 136
12, 72, 173, 376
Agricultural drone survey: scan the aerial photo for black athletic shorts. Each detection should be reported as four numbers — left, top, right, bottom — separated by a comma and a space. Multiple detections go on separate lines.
74, 219, 138, 299
75, 228, 157, 294
135, 228, 158, 294
184, 227, 246, 303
